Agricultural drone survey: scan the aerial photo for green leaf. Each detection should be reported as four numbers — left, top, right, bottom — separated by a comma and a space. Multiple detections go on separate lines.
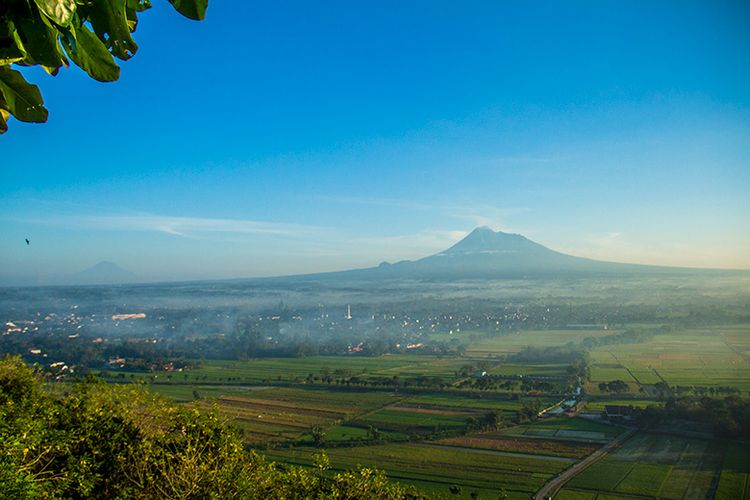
0, 67, 48, 123
125, 0, 152, 31
41, 64, 61, 76
0, 23, 27, 65
61, 21, 120, 82
168, 0, 208, 21
32, 0, 77, 27
88, 0, 138, 60
14, 13, 66, 70
0, 102, 9, 133
126, 0, 153, 13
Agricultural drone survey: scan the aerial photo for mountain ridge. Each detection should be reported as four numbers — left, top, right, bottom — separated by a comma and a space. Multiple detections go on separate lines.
282, 227, 710, 282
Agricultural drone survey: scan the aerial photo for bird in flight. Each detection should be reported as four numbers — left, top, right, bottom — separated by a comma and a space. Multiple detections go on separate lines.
25, 238, 30, 245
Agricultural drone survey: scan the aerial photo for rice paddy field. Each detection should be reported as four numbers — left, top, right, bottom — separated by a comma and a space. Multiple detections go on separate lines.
265, 441, 573, 499
348, 406, 470, 434
560, 432, 750, 499
583, 399, 660, 412
587, 327, 750, 392
105, 354, 470, 386
132, 325, 750, 498
499, 416, 624, 445
399, 392, 538, 413
187, 355, 465, 383
466, 329, 621, 358
151, 383, 556, 446
263, 416, 626, 498
435, 433, 598, 459
185, 386, 401, 444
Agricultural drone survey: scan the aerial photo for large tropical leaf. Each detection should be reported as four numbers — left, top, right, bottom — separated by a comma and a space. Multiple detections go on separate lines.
0, 67, 48, 123
0, 23, 27, 65
125, 0, 153, 31
88, 0, 138, 60
0, 97, 9, 133
168, 0, 208, 21
14, 13, 66, 70
61, 20, 120, 82
32, 0, 76, 27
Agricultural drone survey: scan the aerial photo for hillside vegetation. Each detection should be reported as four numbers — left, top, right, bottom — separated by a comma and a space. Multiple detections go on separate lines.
0, 356, 417, 499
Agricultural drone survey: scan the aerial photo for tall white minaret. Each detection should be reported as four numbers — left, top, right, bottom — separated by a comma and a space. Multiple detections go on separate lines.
346, 304, 352, 320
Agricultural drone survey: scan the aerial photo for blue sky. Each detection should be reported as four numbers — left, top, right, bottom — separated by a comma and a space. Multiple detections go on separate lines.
2, 0, 749, 283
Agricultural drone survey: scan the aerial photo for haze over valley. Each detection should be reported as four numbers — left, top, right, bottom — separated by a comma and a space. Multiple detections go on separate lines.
2, 1, 748, 498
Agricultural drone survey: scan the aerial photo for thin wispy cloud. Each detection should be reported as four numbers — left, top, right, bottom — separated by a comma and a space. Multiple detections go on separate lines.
316, 195, 528, 233
27, 214, 328, 239
556, 232, 733, 269
446, 206, 529, 232
354, 229, 468, 260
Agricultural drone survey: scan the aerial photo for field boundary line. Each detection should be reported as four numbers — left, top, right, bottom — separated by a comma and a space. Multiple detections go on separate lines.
534, 426, 637, 500
720, 335, 750, 364
608, 351, 642, 386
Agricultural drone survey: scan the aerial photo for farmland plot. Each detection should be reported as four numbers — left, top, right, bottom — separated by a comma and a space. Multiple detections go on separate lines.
588, 328, 750, 392
563, 432, 748, 499
267, 441, 570, 499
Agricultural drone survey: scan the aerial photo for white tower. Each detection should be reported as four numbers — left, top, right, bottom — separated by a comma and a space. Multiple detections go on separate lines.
346, 304, 352, 320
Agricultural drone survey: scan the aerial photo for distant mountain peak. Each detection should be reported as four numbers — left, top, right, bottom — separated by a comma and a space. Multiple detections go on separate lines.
88, 261, 123, 271
442, 226, 539, 255
68, 261, 138, 285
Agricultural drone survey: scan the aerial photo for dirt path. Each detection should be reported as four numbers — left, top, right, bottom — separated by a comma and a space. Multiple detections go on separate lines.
534, 427, 637, 500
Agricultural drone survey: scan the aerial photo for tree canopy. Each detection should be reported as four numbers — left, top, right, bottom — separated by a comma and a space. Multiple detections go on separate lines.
0, 0, 208, 134
0, 356, 419, 498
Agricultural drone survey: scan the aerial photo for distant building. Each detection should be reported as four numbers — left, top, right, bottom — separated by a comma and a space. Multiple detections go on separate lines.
111, 313, 146, 321
604, 405, 634, 421
108, 357, 126, 368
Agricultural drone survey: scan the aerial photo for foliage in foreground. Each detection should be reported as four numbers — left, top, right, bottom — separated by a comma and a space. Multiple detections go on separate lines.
0, 356, 419, 499
0, 0, 207, 133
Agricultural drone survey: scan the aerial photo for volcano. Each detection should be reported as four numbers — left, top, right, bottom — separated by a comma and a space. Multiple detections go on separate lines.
312, 227, 674, 281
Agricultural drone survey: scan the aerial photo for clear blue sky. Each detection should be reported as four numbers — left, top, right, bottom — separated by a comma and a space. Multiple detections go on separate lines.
2, 0, 749, 283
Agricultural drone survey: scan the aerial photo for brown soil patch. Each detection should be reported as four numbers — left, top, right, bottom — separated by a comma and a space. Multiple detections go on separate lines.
437, 435, 597, 459
386, 405, 472, 416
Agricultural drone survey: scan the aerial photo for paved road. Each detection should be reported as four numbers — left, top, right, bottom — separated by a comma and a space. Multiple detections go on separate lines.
534, 427, 637, 500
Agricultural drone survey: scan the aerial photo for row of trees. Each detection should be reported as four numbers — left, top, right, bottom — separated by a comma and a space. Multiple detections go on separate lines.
598, 380, 630, 394
637, 395, 750, 438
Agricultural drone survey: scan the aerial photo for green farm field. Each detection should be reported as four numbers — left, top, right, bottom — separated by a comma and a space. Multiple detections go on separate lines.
266, 441, 571, 499
400, 393, 543, 413
466, 329, 621, 358
184, 386, 402, 444
562, 432, 750, 499
188, 355, 463, 383
435, 431, 599, 459
500, 416, 623, 444
584, 399, 661, 412
587, 327, 750, 392
348, 406, 470, 435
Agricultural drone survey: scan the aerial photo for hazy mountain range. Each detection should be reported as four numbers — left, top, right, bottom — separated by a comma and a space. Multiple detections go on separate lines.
300, 226, 699, 281
3, 227, 742, 287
